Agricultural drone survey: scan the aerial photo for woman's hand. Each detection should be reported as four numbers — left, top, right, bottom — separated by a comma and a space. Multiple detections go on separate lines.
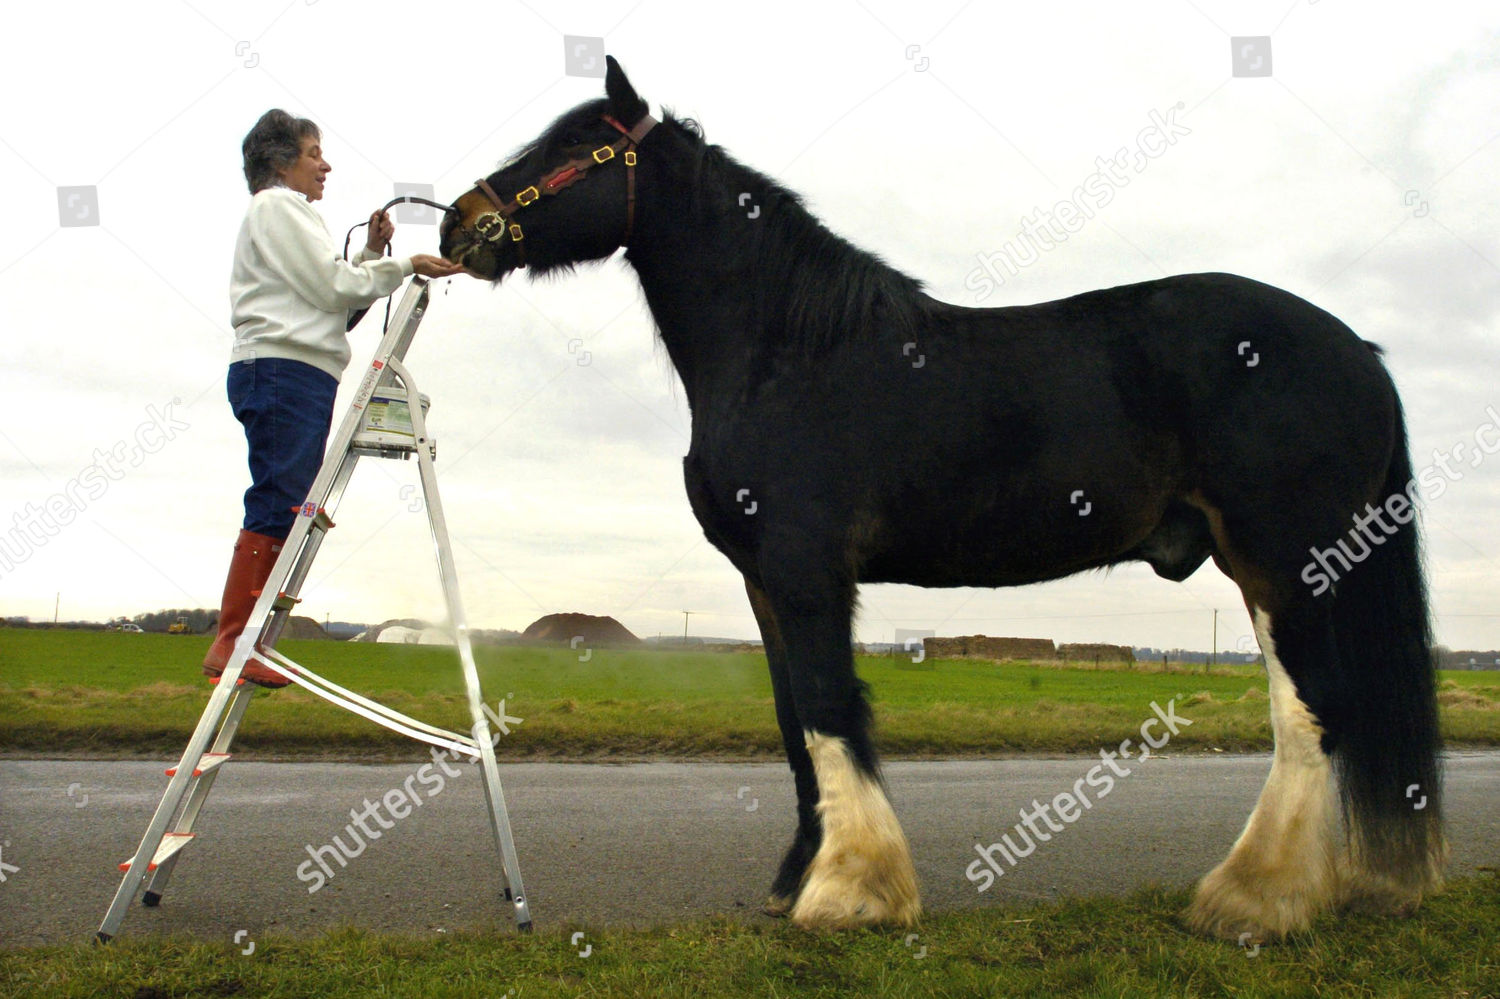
410, 254, 466, 278
365, 210, 394, 254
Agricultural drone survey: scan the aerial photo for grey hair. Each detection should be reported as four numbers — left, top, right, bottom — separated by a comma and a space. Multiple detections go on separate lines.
241, 109, 320, 194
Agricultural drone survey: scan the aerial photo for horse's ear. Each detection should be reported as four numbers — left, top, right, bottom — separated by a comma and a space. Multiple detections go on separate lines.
605, 56, 648, 125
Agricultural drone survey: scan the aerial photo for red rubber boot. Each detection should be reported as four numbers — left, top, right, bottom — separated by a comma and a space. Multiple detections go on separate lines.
202, 529, 292, 688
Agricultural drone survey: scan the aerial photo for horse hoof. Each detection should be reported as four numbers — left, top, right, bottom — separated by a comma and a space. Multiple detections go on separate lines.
762, 894, 793, 918
1337, 856, 1441, 917
1184, 859, 1330, 941
789, 868, 920, 929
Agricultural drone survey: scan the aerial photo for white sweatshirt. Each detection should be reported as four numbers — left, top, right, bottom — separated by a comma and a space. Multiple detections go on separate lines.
228, 186, 415, 379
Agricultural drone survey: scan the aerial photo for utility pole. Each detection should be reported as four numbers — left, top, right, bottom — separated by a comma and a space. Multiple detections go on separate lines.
54, 591, 60, 625
682, 610, 693, 646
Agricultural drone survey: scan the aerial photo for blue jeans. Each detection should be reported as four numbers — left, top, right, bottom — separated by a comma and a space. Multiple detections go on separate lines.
227, 358, 338, 538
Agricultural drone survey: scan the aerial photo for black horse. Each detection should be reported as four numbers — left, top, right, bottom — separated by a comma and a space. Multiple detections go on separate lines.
441, 58, 1444, 939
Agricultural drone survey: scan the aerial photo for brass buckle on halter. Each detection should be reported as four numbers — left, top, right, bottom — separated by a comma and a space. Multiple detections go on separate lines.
516, 186, 540, 206
509, 222, 524, 242
475, 212, 506, 243
592, 145, 616, 164
624, 150, 637, 166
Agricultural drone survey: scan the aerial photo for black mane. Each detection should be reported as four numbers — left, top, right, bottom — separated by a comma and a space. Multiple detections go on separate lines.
657, 114, 928, 357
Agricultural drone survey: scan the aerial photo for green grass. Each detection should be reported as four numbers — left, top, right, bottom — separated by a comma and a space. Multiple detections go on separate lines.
2, 628, 1497, 758
3, 874, 1497, 997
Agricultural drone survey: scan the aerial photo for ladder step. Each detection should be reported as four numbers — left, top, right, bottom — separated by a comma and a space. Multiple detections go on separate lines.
291, 503, 336, 530
119, 833, 195, 872
249, 588, 302, 610
165, 753, 230, 778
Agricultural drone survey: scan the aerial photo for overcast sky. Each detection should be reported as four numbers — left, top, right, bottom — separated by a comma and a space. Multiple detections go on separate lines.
1, 1, 1496, 653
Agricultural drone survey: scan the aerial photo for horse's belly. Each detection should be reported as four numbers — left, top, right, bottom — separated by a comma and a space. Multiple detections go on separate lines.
858, 486, 1167, 589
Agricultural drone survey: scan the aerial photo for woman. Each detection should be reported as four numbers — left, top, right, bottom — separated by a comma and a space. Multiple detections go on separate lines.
203, 109, 463, 686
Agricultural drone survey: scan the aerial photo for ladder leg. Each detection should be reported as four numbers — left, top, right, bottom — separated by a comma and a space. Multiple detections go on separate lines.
401, 363, 532, 930
141, 684, 258, 905
97, 676, 248, 941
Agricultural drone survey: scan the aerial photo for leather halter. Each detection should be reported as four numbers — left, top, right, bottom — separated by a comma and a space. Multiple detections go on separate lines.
464, 113, 657, 268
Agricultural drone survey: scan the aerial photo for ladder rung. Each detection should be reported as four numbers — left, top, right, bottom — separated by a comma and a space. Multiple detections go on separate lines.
119, 833, 194, 872
271, 592, 301, 611
290, 503, 336, 530
165, 753, 230, 778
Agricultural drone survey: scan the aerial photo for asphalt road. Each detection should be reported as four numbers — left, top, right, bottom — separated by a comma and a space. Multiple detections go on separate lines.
1, 753, 1496, 946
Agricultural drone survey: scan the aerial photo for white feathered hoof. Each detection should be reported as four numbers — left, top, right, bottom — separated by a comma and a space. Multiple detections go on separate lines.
789, 732, 921, 929
1185, 851, 1334, 941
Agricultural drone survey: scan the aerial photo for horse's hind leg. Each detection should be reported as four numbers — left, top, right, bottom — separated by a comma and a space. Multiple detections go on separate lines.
744, 577, 820, 916
1186, 598, 1341, 940
756, 562, 919, 928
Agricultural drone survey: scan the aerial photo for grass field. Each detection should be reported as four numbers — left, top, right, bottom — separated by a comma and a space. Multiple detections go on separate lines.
2, 876, 1496, 997
2, 627, 1498, 758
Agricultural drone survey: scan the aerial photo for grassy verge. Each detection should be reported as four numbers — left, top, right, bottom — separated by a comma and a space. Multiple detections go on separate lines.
3, 874, 1497, 997
2, 628, 1498, 758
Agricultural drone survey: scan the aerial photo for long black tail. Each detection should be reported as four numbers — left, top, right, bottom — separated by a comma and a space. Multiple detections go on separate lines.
1330, 395, 1444, 885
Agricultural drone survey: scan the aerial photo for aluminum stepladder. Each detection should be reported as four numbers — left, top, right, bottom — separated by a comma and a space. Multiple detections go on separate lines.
98, 277, 531, 940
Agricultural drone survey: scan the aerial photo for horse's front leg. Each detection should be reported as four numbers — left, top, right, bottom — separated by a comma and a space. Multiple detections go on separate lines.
744, 576, 820, 916
756, 560, 920, 929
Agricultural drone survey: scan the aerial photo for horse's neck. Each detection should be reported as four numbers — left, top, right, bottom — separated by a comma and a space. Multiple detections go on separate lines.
623, 159, 769, 408
624, 140, 916, 413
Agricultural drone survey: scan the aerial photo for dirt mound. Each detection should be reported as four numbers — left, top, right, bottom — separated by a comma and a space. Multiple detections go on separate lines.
523, 613, 640, 646
281, 616, 329, 640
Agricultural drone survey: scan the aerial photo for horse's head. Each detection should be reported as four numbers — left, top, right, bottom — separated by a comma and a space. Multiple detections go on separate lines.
442, 56, 654, 281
